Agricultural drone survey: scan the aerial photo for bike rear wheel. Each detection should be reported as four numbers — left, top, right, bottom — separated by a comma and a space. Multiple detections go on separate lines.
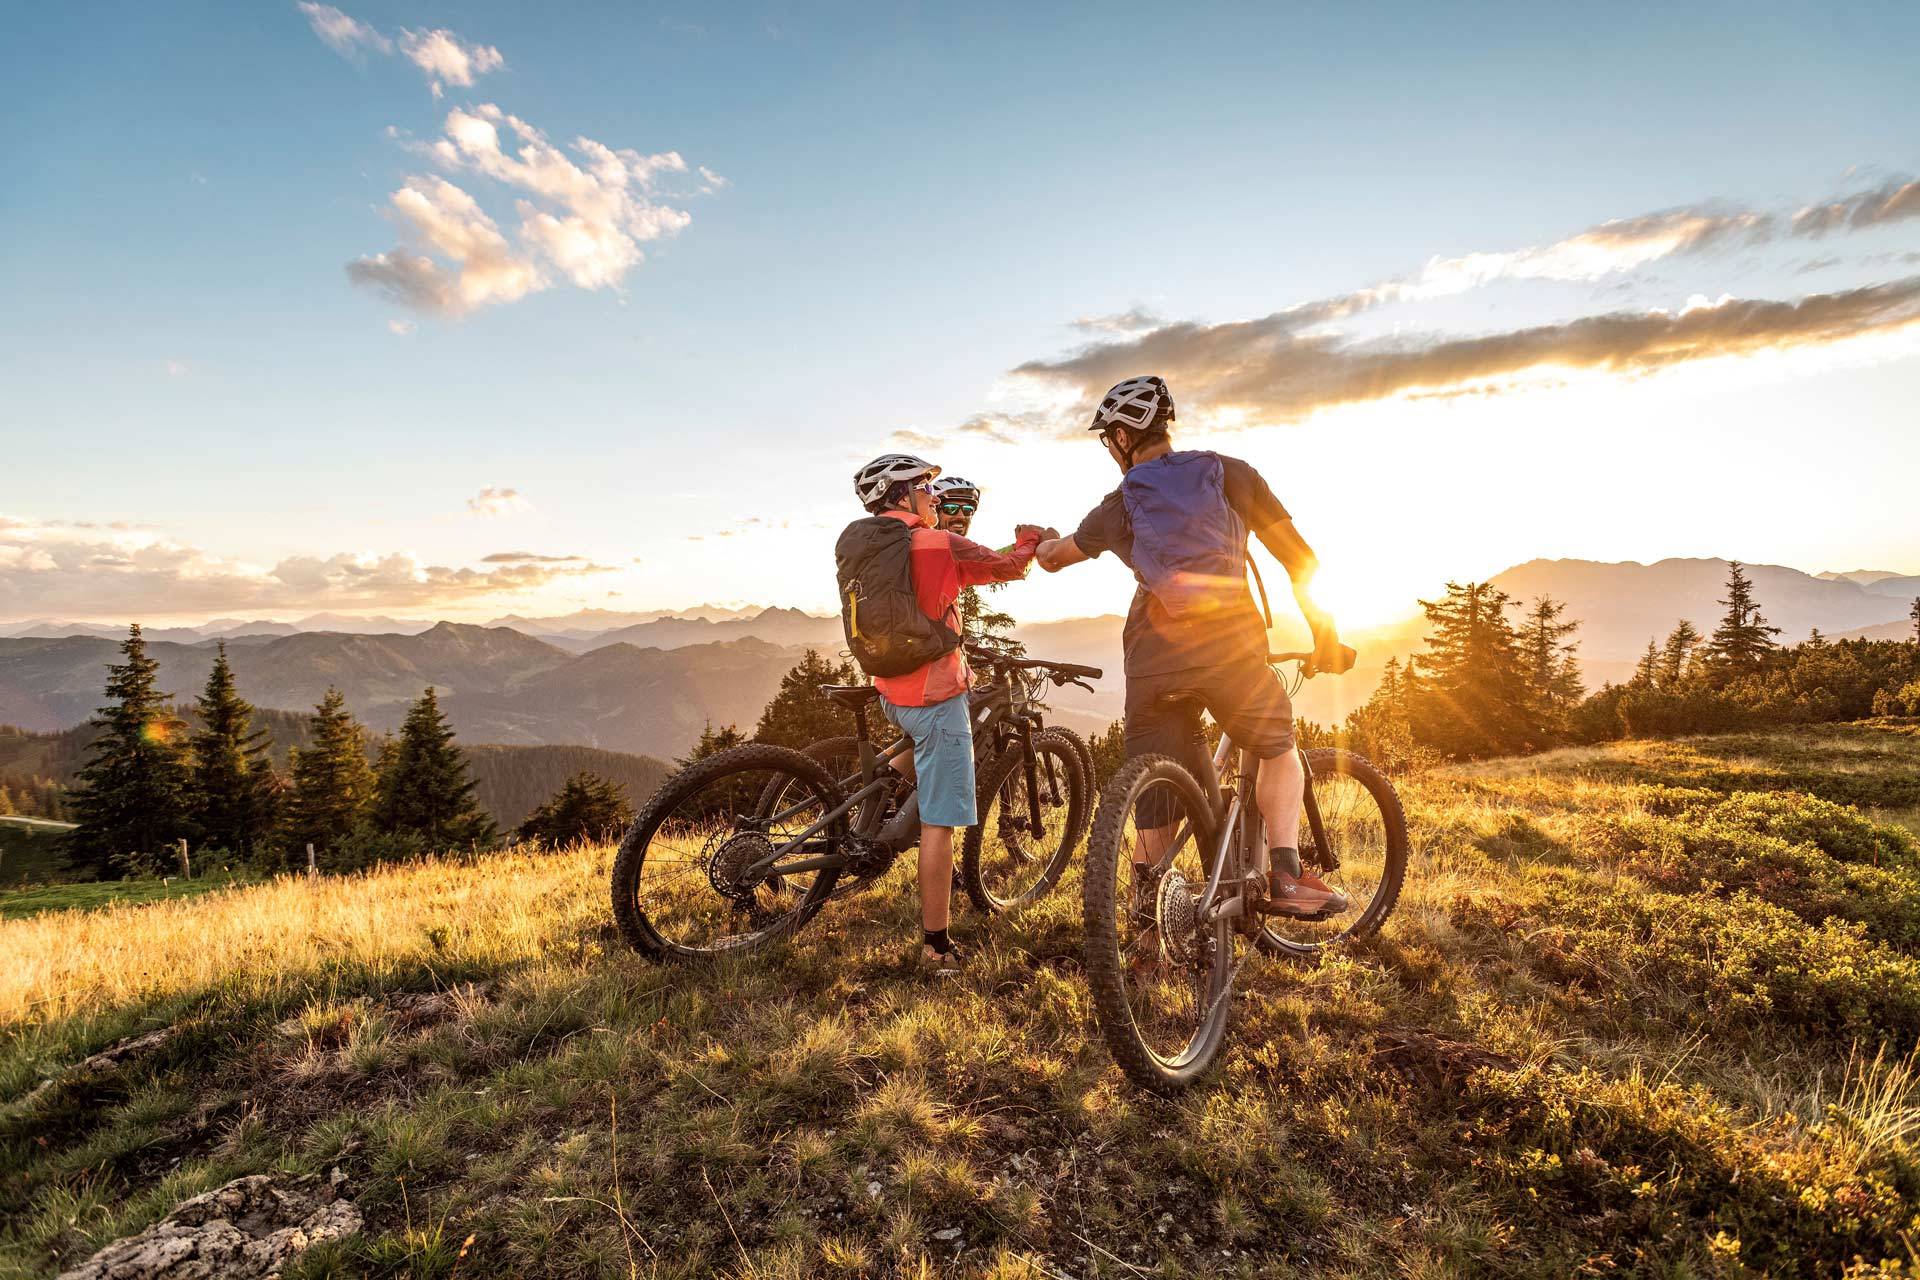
612, 743, 845, 962
961, 728, 1089, 912
1082, 754, 1234, 1092
1257, 748, 1408, 957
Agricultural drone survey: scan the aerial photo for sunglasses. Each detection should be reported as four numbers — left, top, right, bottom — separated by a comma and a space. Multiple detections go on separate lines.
938, 502, 977, 516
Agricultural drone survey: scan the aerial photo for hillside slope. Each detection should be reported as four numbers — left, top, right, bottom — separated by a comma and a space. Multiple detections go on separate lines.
5, 725, 1918, 1276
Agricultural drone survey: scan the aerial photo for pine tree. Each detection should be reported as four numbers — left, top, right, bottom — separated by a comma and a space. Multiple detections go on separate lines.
188, 641, 276, 855
957, 585, 1025, 657
678, 721, 748, 769
1519, 596, 1584, 714
1658, 620, 1702, 688
1634, 638, 1661, 686
373, 688, 495, 851
517, 772, 634, 847
65, 625, 193, 877
0, 783, 12, 816
1704, 561, 1781, 675
753, 650, 864, 748
283, 689, 379, 862
1405, 583, 1538, 759
1911, 597, 1920, 646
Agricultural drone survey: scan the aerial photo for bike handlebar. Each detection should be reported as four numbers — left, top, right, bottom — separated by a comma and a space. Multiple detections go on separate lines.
1268, 644, 1358, 676
963, 643, 1103, 682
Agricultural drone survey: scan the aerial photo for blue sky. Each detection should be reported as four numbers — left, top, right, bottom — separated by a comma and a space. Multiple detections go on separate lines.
2, 1, 1918, 626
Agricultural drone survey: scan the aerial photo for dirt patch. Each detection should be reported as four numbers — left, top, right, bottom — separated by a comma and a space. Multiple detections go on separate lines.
1371, 1028, 1517, 1087
56, 1173, 360, 1279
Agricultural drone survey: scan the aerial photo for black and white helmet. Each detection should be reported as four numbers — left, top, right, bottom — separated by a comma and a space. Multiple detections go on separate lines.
854, 453, 940, 511
929, 476, 981, 504
1089, 375, 1175, 434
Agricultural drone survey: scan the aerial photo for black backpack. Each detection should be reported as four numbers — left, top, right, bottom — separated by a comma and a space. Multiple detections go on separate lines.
835, 516, 961, 678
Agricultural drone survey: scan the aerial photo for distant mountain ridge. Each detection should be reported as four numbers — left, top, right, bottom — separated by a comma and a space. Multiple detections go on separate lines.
0, 625, 810, 759
1488, 558, 1914, 660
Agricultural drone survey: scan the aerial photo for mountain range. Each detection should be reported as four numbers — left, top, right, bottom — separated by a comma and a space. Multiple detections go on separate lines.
1, 557, 1912, 754
0, 624, 811, 759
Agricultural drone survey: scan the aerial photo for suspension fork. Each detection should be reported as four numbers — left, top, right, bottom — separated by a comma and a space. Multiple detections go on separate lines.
1021, 726, 1046, 833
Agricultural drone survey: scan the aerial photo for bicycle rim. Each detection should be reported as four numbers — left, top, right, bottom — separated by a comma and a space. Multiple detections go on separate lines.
613, 745, 843, 960
1084, 755, 1233, 1090
1259, 749, 1407, 956
965, 735, 1086, 911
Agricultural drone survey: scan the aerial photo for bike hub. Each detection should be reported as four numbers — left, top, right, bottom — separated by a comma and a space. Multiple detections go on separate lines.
1155, 869, 1202, 965
707, 830, 776, 902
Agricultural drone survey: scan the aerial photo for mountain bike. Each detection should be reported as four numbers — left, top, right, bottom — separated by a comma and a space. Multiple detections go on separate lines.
1081, 652, 1408, 1091
609, 649, 1101, 962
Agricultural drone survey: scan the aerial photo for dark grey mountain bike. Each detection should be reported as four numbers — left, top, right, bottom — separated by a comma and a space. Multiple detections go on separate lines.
1082, 651, 1408, 1091
610, 647, 1101, 962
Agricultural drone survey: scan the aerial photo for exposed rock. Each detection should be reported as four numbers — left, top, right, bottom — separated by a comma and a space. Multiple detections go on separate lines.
57, 1174, 361, 1280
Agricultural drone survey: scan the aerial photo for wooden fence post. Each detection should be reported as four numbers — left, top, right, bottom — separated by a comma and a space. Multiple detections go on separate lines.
306, 842, 318, 878
177, 838, 191, 879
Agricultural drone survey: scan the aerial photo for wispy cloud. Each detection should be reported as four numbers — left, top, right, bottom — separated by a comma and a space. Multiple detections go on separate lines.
1073, 309, 1164, 335
467, 485, 532, 517
0, 516, 611, 618
297, 5, 502, 97
481, 551, 585, 564
1364, 207, 1770, 306
398, 27, 506, 98
1008, 277, 1920, 430
297, 2, 390, 56
1791, 177, 1920, 238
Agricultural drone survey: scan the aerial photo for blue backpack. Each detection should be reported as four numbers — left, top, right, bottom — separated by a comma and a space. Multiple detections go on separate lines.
1121, 451, 1267, 622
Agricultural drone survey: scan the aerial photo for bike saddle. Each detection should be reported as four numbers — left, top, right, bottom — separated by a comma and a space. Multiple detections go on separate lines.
818, 684, 883, 710
1156, 690, 1207, 713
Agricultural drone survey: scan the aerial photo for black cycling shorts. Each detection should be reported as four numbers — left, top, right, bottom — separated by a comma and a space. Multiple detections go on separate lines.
1123, 658, 1295, 829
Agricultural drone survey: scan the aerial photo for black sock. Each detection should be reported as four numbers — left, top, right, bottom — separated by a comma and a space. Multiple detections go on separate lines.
923, 927, 951, 954
1270, 846, 1302, 879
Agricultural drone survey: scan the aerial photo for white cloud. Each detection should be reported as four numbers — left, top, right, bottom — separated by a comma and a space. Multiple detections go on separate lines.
0, 515, 608, 617
164, 360, 189, 377
398, 27, 505, 98
297, 2, 391, 56
387, 318, 416, 336
350, 105, 702, 312
1358, 208, 1771, 307
467, 485, 532, 517
347, 176, 544, 312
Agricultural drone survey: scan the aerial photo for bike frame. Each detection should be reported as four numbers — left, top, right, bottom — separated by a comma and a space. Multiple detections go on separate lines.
1144, 732, 1333, 928
738, 663, 1070, 883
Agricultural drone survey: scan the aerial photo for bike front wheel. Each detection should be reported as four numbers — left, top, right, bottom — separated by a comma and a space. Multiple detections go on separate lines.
962, 728, 1090, 912
612, 743, 846, 962
1257, 748, 1408, 958
1082, 753, 1234, 1092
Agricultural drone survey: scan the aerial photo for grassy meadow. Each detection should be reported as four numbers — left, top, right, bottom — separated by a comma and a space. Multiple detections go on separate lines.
4, 725, 1919, 1277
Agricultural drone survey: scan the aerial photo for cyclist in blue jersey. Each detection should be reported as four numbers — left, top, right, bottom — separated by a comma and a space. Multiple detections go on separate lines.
1035, 376, 1353, 917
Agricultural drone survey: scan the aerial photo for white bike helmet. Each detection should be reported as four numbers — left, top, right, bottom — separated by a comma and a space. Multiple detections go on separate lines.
928, 476, 981, 505
1089, 375, 1176, 434
854, 453, 940, 512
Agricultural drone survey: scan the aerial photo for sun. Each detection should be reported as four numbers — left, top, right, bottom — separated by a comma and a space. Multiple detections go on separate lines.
1304, 567, 1422, 633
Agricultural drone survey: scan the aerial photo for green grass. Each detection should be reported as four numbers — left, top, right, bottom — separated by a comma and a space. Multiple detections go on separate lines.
4, 724, 1920, 1277
0, 868, 257, 920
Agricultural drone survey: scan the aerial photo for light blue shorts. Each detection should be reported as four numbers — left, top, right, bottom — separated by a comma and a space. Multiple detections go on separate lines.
879, 692, 977, 828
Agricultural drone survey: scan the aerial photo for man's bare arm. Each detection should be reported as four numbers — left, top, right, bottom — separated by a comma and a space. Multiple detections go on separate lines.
1036, 535, 1089, 573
